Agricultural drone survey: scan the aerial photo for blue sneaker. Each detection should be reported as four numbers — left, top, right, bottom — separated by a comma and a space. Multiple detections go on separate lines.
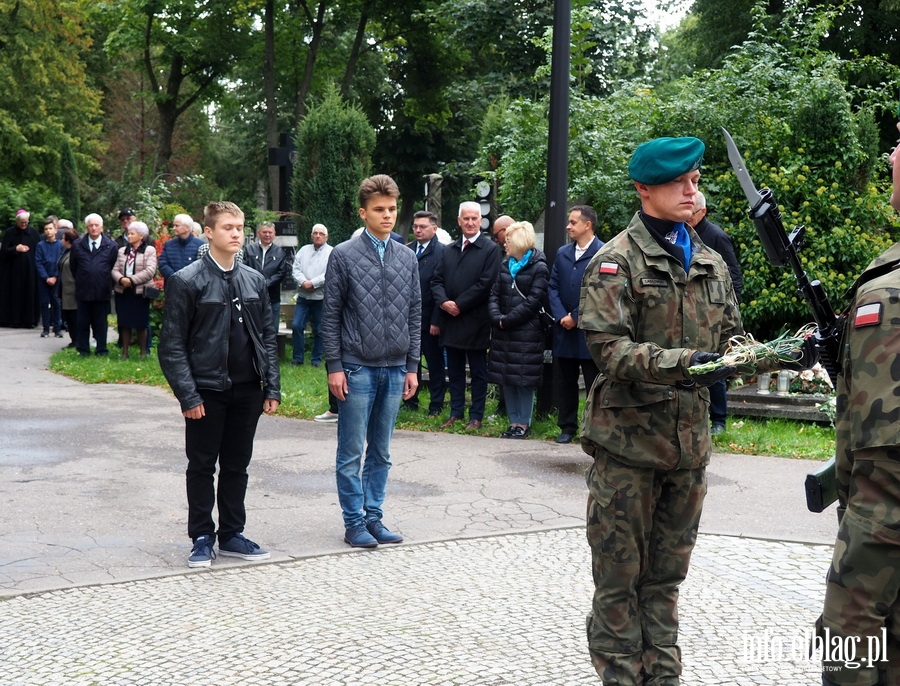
366, 519, 403, 544
344, 523, 378, 548
188, 535, 216, 568
218, 533, 271, 561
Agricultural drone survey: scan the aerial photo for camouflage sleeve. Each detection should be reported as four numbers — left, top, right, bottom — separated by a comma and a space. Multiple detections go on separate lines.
579, 259, 693, 385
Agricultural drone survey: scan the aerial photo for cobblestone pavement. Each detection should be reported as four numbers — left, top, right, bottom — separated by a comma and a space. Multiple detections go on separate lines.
0, 527, 831, 685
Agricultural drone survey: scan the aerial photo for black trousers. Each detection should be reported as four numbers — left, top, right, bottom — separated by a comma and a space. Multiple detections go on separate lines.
446, 346, 487, 421
553, 356, 599, 435
76, 299, 110, 355
411, 329, 447, 413
184, 383, 264, 542
708, 378, 727, 424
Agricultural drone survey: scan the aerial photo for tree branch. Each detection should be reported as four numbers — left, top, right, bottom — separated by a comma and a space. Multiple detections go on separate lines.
143, 11, 160, 95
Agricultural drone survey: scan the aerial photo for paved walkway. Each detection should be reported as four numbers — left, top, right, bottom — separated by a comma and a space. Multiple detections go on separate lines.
0, 328, 838, 684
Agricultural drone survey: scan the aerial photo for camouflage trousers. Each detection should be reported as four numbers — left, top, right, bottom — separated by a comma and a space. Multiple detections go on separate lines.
585, 451, 706, 686
822, 451, 900, 686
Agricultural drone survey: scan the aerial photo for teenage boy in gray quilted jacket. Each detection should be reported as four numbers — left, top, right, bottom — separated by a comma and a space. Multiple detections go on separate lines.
322, 174, 421, 549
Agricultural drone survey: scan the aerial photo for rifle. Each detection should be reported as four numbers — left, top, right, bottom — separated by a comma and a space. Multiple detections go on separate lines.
722, 128, 840, 513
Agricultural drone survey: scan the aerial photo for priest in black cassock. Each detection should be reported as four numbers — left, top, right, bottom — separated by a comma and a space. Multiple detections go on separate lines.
0, 209, 41, 328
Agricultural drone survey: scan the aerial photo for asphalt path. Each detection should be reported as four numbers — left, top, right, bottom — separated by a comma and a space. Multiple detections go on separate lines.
0, 326, 838, 598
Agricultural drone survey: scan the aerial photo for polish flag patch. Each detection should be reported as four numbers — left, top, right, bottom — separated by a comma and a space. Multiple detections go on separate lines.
599, 262, 619, 275
854, 302, 882, 328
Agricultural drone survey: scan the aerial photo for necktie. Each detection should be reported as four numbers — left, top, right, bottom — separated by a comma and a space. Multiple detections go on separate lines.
463, 239, 470, 251
416, 244, 424, 258
91, 240, 98, 252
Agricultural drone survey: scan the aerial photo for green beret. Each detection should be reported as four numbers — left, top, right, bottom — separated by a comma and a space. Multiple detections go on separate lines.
628, 137, 705, 185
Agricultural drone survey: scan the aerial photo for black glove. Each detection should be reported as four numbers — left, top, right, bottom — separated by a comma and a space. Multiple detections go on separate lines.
780, 335, 819, 371
688, 351, 737, 387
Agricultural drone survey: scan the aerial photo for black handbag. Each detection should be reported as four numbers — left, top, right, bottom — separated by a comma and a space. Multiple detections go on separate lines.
143, 285, 160, 300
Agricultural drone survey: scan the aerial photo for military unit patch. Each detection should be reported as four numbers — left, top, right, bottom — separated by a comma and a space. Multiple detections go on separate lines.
854, 302, 883, 327
599, 262, 619, 275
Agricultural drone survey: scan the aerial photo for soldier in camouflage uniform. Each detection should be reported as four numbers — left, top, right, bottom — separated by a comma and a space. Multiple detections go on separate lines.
820, 136, 900, 686
578, 137, 744, 685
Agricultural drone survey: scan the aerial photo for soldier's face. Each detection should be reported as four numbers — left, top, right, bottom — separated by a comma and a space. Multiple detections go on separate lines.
637, 170, 700, 223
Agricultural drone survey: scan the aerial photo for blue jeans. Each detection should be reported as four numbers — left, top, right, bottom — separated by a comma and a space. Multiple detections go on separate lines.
39, 281, 61, 333
503, 384, 535, 426
292, 298, 323, 364
335, 365, 405, 528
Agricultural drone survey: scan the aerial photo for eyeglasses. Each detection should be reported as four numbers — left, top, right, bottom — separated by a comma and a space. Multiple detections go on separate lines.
311, 232, 327, 236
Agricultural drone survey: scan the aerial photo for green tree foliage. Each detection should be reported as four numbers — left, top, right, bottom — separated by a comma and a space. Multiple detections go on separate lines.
100, 0, 262, 176
291, 88, 375, 244
58, 138, 81, 221
0, 0, 103, 198
480, 5, 900, 338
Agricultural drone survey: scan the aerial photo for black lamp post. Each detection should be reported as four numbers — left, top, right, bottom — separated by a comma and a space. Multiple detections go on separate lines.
536, 0, 571, 417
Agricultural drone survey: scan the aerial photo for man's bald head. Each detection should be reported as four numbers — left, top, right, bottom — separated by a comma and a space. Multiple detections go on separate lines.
493, 215, 514, 247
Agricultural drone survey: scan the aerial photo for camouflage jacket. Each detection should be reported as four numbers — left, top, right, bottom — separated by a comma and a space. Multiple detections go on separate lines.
578, 211, 743, 470
835, 241, 900, 492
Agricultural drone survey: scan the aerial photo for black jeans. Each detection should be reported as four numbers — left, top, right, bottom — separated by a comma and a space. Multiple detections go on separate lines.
184, 383, 264, 542
445, 346, 487, 421
553, 356, 599, 435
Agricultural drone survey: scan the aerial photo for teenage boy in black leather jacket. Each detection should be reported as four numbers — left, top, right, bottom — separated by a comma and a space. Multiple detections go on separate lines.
159, 201, 281, 568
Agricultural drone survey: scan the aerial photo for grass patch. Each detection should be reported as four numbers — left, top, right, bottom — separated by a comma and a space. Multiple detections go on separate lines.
712, 417, 833, 460
49, 344, 834, 459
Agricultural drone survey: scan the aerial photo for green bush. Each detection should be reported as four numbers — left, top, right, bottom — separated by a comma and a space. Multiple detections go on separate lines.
0, 180, 65, 225
292, 86, 376, 245
478, 9, 900, 338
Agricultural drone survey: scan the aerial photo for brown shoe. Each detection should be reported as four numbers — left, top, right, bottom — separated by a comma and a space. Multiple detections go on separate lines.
465, 419, 482, 430
440, 416, 461, 429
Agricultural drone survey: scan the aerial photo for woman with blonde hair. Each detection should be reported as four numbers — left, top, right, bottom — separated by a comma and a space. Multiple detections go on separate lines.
112, 221, 158, 359
487, 221, 550, 438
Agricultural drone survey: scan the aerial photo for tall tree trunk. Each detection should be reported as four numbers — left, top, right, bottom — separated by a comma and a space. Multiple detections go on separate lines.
152, 50, 185, 177
340, 10, 368, 98
264, 0, 279, 209
295, 0, 327, 121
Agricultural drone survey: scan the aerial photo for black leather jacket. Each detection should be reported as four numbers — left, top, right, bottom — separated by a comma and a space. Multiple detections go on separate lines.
159, 253, 281, 412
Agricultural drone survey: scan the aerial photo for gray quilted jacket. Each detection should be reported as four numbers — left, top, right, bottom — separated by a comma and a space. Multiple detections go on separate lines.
322, 233, 422, 372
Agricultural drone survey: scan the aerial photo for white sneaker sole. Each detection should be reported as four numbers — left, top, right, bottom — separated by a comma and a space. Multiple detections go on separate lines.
218, 550, 271, 561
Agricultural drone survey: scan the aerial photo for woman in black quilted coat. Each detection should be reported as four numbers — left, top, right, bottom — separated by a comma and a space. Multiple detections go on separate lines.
488, 221, 550, 438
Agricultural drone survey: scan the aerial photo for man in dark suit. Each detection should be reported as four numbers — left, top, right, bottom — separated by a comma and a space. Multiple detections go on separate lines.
548, 205, 603, 444
69, 213, 119, 356
405, 211, 446, 416
687, 191, 743, 435
243, 222, 290, 327
432, 201, 502, 430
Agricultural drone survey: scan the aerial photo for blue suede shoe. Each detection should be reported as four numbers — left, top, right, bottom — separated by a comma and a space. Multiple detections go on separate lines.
344, 523, 378, 548
366, 519, 403, 544
218, 533, 270, 561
